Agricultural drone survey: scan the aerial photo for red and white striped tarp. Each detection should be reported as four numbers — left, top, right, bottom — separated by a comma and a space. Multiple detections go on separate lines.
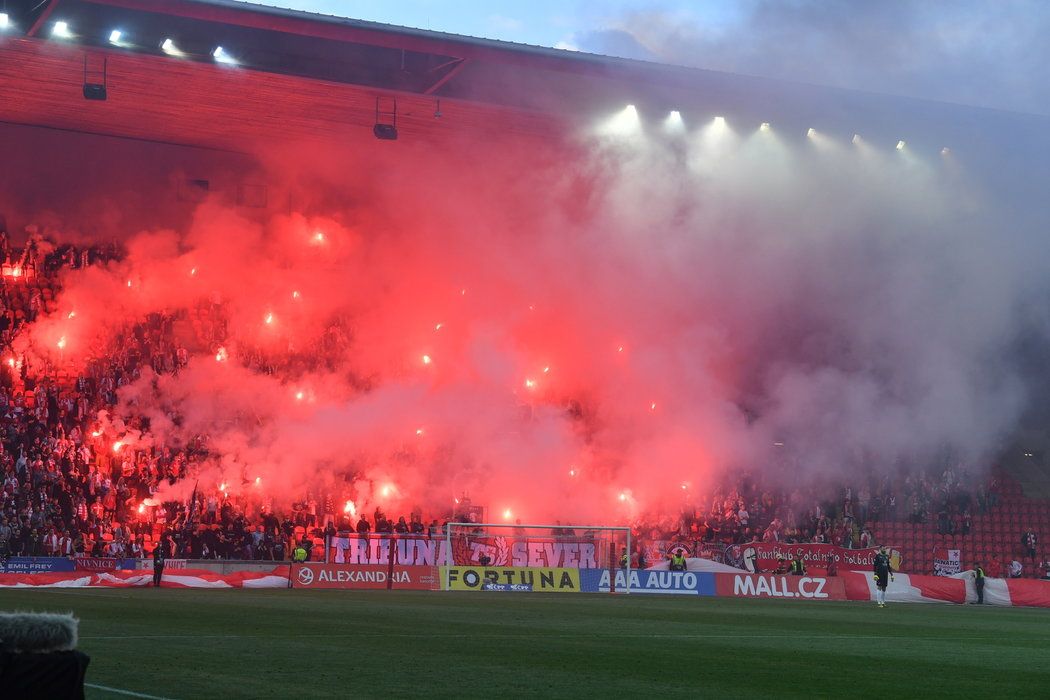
839, 569, 1050, 606
0, 567, 291, 588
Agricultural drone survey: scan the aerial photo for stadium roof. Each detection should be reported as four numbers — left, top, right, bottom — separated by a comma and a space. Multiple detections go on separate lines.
0, 0, 1046, 154
9, 0, 696, 103
0, 0, 723, 150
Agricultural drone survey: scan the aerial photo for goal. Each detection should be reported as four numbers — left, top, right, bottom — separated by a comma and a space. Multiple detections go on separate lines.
444, 522, 632, 593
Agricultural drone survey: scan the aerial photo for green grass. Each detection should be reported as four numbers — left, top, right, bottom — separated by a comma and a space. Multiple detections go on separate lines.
0, 589, 1046, 698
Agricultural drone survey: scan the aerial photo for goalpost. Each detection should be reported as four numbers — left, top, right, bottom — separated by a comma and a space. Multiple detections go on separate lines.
445, 522, 632, 594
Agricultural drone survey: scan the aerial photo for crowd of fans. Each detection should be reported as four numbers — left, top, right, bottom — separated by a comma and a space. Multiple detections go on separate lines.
0, 228, 1045, 578
632, 465, 990, 549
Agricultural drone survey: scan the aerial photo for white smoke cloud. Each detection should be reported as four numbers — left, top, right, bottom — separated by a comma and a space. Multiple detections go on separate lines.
15, 86, 1050, 523
571, 0, 1050, 116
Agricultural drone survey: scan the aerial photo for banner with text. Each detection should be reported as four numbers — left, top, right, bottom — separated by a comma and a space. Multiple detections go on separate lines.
933, 549, 962, 576
0, 557, 76, 574
580, 568, 716, 595
722, 543, 902, 574
292, 563, 440, 590
715, 572, 848, 601
135, 558, 188, 570
330, 535, 598, 569
442, 566, 581, 592
73, 557, 138, 572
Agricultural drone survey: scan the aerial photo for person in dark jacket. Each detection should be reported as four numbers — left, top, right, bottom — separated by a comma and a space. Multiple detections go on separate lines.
873, 547, 894, 607
973, 563, 986, 604
152, 539, 166, 588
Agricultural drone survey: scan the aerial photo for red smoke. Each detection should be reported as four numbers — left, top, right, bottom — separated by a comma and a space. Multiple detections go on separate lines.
9, 122, 1025, 525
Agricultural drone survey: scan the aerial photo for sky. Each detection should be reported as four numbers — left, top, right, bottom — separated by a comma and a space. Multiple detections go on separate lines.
254, 0, 1050, 116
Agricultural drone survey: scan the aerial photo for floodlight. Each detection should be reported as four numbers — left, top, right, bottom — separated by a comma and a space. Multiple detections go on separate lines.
53, 21, 72, 38
212, 46, 236, 64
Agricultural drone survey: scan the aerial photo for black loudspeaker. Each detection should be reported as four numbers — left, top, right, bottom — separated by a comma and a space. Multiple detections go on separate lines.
373, 123, 398, 140
83, 83, 107, 101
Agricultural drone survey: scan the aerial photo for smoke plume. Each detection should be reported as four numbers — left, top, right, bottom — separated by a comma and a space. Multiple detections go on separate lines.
12, 108, 1048, 523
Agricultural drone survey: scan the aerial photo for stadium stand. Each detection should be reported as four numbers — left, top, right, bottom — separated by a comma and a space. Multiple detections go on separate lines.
0, 229, 1044, 577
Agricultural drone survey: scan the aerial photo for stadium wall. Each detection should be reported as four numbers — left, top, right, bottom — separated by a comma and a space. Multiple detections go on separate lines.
4, 548, 1048, 605
0, 122, 268, 240
5, 562, 1050, 606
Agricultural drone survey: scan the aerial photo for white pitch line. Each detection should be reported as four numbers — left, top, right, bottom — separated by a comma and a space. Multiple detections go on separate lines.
84, 682, 175, 700
79, 632, 1022, 641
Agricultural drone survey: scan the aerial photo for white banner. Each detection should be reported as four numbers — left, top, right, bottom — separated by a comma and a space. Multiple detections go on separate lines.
933, 548, 961, 576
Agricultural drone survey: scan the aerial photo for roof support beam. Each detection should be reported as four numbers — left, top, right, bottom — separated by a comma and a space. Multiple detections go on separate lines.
423, 58, 468, 96
27, 0, 62, 38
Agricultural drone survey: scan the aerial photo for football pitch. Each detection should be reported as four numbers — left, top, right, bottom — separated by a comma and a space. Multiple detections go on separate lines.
1, 589, 1046, 698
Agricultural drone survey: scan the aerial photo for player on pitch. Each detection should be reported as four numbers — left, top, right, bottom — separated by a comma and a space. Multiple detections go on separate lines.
873, 546, 895, 607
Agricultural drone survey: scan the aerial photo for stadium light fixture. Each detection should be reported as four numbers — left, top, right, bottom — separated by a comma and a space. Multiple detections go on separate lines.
941, 147, 951, 156
109, 29, 122, 44
713, 115, 726, 127
759, 122, 771, 132
806, 127, 816, 138
896, 140, 906, 151
664, 110, 684, 132
852, 134, 861, 144
598, 104, 641, 137
212, 46, 236, 64
161, 37, 180, 55
0, 13, 10, 30
52, 20, 72, 38
619, 104, 639, 128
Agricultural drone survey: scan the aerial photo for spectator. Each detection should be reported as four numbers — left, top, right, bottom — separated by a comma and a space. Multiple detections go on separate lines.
1022, 529, 1038, 559
356, 515, 371, 536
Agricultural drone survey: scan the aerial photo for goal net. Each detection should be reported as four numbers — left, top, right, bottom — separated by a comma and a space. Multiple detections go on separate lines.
444, 522, 632, 593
